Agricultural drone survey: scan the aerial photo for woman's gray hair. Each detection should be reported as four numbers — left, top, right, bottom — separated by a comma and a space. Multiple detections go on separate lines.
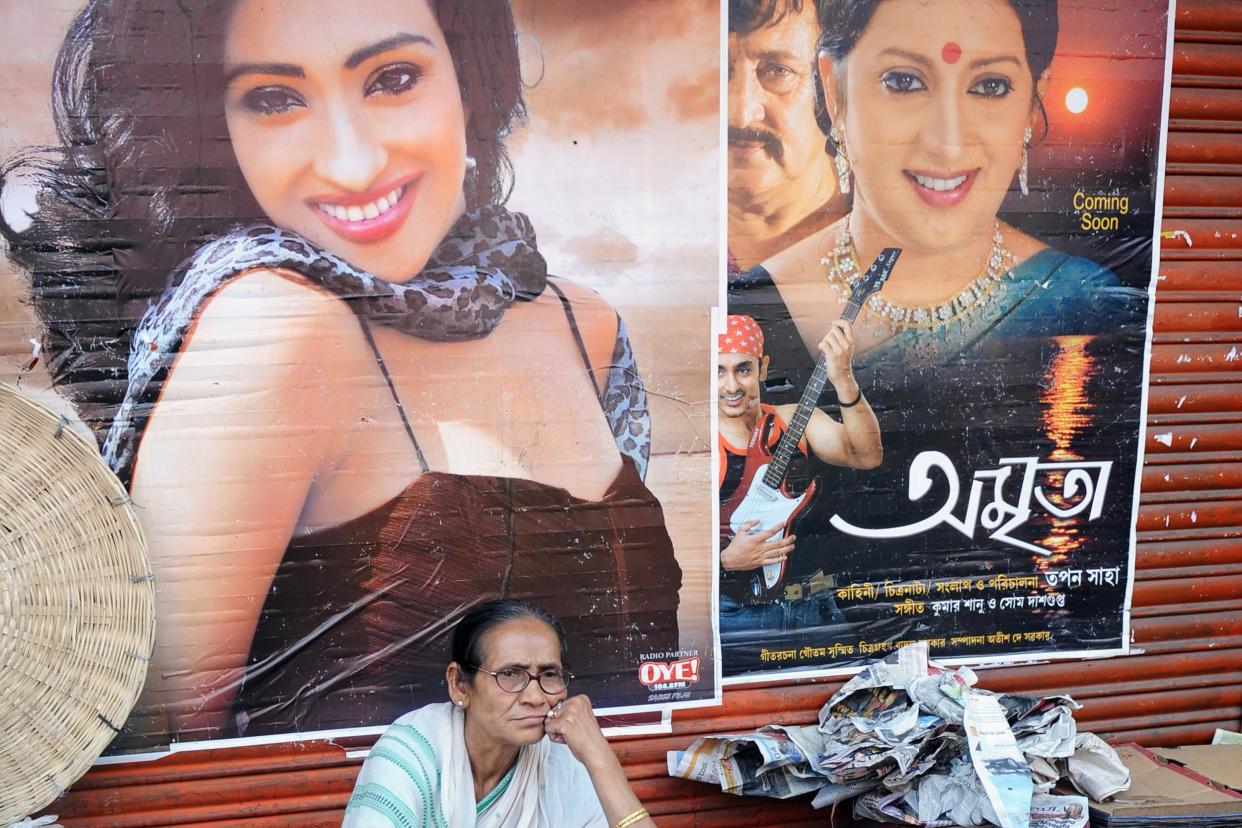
450, 600, 568, 681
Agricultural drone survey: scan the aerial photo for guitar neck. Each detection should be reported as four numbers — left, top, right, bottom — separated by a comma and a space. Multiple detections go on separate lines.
761, 298, 864, 489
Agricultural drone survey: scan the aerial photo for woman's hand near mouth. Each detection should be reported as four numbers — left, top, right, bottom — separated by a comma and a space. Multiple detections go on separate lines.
543, 695, 610, 768
545, 695, 657, 828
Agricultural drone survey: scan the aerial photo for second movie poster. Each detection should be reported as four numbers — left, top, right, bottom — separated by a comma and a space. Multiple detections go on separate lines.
721, 0, 1170, 679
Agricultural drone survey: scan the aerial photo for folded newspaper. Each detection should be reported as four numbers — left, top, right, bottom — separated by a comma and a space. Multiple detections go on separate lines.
668, 643, 1130, 828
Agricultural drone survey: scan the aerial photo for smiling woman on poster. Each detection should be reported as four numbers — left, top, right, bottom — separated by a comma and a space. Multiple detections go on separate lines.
0, 0, 682, 743
733, 0, 1140, 369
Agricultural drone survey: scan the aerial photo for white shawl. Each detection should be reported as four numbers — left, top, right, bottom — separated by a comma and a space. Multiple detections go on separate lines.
342, 702, 607, 828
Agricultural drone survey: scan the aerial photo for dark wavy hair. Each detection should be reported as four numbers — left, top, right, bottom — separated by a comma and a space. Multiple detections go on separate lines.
450, 599, 568, 681
730, 0, 831, 137
729, 0, 810, 35
0, 0, 526, 438
817, 0, 1058, 153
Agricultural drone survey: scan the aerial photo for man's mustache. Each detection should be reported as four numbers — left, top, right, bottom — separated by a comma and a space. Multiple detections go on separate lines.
728, 126, 783, 161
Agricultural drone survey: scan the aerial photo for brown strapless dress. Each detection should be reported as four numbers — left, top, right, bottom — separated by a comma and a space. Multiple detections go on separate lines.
235, 458, 681, 736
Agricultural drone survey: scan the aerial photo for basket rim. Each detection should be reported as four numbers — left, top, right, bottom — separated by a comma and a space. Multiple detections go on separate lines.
0, 383, 155, 824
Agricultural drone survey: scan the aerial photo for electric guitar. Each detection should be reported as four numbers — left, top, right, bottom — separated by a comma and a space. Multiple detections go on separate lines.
722, 247, 900, 599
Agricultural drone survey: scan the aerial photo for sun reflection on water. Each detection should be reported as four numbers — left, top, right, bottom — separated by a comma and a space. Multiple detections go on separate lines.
1036, 336, 1097, 570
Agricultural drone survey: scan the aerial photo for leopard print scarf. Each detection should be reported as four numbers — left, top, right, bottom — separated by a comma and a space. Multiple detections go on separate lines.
102, 206, 548, 477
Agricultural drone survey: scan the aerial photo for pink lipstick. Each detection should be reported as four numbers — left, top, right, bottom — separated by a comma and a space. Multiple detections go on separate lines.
307, 173, 419, 244
905, 169, 977, 208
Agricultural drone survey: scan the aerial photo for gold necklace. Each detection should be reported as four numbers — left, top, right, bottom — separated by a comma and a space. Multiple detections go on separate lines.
823, 224, 1018, 333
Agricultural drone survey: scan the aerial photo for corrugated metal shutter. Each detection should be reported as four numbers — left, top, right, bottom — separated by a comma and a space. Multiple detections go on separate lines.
43, 1, 1242, 824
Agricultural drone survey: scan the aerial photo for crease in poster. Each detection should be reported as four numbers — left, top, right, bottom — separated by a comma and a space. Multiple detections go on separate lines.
720, 0, 1174, 681
0, 0, 721, 753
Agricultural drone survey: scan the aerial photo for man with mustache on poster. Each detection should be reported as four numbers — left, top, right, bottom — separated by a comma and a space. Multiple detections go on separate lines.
728, 0, 845, 272
717, 315, 881, 650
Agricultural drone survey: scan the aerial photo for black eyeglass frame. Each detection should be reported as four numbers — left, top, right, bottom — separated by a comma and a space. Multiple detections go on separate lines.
469, 665, 574, 694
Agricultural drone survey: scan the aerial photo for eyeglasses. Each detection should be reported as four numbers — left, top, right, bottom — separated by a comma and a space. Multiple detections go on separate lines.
472, 665, 572, 694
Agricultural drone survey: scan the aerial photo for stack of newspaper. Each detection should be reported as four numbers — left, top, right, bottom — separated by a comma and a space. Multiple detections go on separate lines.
668, 643, 1130, 828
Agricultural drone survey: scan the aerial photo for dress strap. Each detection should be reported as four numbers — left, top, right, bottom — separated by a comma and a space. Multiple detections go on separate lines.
547, 280, 604, 401
357, 316, 430, 474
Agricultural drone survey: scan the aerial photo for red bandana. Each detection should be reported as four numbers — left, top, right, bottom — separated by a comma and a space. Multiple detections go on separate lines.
719, 314, 764, 358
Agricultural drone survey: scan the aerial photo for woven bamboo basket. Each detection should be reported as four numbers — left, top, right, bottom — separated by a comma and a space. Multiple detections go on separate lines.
0, 385, 154, 823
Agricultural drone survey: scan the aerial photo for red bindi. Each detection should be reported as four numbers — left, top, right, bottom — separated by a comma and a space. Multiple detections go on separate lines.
941, 42, 962, 64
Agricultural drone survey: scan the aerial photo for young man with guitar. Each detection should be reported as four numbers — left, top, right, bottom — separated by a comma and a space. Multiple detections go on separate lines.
717, 312, 882, 643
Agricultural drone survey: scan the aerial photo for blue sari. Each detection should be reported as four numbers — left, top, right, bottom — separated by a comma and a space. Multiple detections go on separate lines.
729, 247, 1140, 381
856, 249, 1139, 365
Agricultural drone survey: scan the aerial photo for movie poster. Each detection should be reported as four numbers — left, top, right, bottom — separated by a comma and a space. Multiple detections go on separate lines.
0, 0, 720, 751
721, 0, 1172, 680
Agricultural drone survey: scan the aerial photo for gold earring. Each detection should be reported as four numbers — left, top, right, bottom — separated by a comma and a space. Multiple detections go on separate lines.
1019, 126, 1032, 196
830, 123, 851, 194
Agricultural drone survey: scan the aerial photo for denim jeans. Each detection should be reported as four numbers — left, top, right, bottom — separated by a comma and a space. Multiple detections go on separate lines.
718, 589, 848, 636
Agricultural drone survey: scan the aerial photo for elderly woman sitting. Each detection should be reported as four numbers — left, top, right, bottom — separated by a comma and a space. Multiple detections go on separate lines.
342, 600, 656, 827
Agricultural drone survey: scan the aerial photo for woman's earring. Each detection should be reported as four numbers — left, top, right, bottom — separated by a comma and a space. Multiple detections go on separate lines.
829, 124, 851, 195
1019, 126, 1032, 196
464, 155, 477, 171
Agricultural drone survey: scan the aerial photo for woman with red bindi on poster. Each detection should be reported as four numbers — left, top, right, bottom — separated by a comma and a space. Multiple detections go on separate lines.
732, 0, 1137, 369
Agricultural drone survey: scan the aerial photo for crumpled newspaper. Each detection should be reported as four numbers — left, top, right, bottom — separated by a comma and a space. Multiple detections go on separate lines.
1065, 732, 1131, 801
666, 723, 827, 799
669, 642, 1129, 828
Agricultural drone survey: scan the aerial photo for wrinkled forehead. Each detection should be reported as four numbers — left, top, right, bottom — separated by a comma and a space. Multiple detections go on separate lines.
224, 0, 445, 67
478, 617, 562, 669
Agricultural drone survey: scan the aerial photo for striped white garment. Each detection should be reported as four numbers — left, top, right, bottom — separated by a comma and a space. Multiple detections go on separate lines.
342, 702, 606, 828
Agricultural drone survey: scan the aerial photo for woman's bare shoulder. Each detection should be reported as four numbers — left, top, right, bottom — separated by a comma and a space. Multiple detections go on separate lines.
200, 266, 356, 316
129, 268, 364, 533
543, 277, 615, 313
542, 278, 620, 367
191, 266, 360, 346
173, 267, 371, 394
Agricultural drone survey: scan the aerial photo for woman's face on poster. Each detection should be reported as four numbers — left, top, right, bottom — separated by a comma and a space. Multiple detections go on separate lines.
820, 0, 1044, 253
223, 0, 469, 283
